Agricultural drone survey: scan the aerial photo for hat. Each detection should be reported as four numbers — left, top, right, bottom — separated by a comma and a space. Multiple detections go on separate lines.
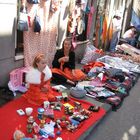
70, 87, 87, 99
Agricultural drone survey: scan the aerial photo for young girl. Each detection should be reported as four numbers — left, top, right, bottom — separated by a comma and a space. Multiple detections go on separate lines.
23, 53, 56, 105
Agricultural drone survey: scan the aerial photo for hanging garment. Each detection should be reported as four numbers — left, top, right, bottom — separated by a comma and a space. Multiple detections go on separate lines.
108, 18, 113, 41
101, 15, 108, 50
77, 13, 88, 41
86, 5, 94, 39
131, 9, 140, 31
97, 15, 104, 49
50, 0, 61, 13
77, 18, 85, 35
106, 18, 113, 50
24, 1, 59, 67
95, 16, 100, 48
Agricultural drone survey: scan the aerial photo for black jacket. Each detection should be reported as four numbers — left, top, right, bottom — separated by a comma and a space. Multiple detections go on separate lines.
52, 49, 75, 70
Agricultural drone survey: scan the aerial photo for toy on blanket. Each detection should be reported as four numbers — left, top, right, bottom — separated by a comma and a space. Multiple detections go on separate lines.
9, 67, 30, 95
13, 130, 25, 140
74, 101, 82, 110
13, 130, 37, 140
50, 101, 63, 111
27, 116, 35, 133
44, 108, 54, 119
39, 120, 56, 138
62, 92, 69, 102
37, 108, 45, 120
34, 121, 56, 139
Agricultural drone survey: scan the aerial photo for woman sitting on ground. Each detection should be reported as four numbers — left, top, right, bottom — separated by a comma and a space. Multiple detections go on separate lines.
122, 26, 138, 47
23, 53, 56, 106
52, 37, 86, 85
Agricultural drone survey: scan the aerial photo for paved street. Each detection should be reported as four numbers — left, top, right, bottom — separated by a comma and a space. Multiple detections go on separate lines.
86, 77, 140, 140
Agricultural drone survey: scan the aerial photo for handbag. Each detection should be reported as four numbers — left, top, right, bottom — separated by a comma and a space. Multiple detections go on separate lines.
34, 15, 41, 33
27, 0, 39, 4
17, 7, 28, 31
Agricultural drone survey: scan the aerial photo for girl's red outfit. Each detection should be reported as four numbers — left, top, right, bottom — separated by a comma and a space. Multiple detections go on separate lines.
23, 66, 56, 106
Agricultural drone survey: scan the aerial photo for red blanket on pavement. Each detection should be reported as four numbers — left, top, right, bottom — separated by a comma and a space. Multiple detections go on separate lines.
0, 97, 106, 140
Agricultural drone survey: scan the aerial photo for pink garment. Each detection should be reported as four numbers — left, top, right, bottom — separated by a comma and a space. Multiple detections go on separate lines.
86, 6, 94, 39
24, 1, 58, 67
89, 78, 105, 87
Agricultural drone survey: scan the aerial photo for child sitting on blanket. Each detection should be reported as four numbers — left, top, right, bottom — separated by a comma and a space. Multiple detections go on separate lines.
22, 53, 56, 106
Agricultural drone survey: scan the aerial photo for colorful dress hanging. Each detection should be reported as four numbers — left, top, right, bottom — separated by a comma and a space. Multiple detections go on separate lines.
101, 15, 108, 50
86, 1, 94, 39
24, 1, 59, 67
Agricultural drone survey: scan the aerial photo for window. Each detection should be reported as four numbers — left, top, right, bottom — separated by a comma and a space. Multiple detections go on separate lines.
15, 0, 24, 59
16, 30, 24, 54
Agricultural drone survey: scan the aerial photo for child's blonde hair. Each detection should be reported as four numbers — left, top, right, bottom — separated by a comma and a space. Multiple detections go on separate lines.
33, 53, 45, 68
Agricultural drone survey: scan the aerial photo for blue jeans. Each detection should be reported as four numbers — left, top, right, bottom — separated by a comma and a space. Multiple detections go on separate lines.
109, 31, 120, 52
124, 37, 136, 47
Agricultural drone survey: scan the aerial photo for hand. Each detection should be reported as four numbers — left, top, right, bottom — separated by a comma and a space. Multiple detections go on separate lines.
58, 57, 65, 63
59, 56, 69, 63
64, 56, 69, 62
72, 69, 75, 76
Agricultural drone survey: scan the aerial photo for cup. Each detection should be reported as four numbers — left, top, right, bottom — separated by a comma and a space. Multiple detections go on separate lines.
25, 107, 33, 116
44, 101, 50, 109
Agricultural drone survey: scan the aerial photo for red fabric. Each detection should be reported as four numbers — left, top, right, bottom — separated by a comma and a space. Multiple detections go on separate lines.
23, 73, 56, 106
83, 61, 105, 73
23, 84, 56, 105
0, 97, 106, 140
52, 67, 86, 82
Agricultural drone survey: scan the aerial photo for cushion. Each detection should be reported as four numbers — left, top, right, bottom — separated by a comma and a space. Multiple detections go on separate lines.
70, 87, 87, 99
81, 44, 103, 64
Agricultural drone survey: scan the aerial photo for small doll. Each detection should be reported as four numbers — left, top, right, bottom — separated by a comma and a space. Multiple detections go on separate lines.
13, 130, 25, 140
13, 130, 36, 140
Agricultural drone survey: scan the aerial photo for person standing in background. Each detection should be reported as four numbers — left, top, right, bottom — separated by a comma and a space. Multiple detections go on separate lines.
109, 14, 122, 52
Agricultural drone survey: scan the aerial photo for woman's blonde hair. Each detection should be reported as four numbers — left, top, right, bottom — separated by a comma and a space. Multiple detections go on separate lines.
33, 53, 45, 68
